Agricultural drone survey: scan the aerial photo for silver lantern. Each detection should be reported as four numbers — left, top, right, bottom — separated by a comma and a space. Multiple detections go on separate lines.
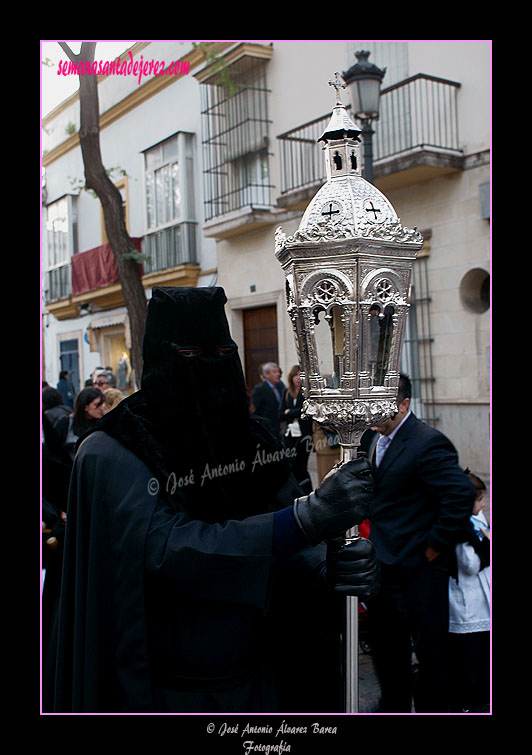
275, 75, 423, 712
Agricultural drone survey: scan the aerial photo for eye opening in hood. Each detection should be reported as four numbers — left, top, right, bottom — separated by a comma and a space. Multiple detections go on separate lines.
215, 344, 237, 356
175, 344, 237, 359
177, 348, 202, 358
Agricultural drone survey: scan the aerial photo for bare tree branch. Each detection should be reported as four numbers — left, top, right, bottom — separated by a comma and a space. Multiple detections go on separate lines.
60, 41, 147, 384
58, 42, 78, 62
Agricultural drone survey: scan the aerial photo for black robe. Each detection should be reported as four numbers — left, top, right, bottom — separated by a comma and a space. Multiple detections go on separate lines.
41, 430, 72, 711
54, 430, 341, 712
53, 287, 343, 713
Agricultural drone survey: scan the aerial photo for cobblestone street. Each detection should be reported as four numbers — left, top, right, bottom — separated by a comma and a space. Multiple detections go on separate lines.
358, 650, 381, 713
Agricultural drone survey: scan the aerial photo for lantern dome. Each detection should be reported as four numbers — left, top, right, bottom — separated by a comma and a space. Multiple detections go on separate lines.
297, 167, 400, 243
276, 97, 422, 250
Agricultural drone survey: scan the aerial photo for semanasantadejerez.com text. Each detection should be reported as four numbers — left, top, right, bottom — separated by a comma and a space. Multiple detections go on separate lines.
57, 51, 190, 86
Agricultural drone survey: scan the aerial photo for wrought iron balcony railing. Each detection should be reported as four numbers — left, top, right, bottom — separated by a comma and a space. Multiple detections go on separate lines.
44, 224, 197, 304
375, 73, 461, 160
142, 221, 198, 273
278, 73, 462, 196
45, 264, 71, 303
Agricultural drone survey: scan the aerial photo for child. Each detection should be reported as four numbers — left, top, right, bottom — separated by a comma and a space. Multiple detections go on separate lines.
448, 470, 490, 712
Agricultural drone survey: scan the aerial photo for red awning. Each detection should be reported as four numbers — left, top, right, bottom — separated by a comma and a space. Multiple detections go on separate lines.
71, 238, 143, 296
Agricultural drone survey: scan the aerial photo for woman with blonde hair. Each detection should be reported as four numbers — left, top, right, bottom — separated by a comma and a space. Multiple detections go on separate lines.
102, 388, 126, 413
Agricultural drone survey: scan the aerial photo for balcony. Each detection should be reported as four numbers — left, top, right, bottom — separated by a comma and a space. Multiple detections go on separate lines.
141, 221, 200, 288
277, 73, 463, 205
199, 51, 278, 238
45, 264, 72, 304
44, 224, 200, 320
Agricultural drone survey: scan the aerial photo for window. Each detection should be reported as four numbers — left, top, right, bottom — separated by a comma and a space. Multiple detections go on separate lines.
200, 55, 272, 220
46, 196, 77, 267
45, 195, 77, 302
142, 133, 197, 272
145, 135, 182, 231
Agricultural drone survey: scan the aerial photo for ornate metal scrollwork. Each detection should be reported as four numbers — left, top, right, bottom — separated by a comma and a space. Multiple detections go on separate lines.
302, 397, 398, 446
313, 279, 339, 304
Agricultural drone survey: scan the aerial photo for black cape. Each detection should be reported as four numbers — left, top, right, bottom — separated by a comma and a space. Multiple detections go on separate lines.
53, 287, 341, 712
55, 430, 306, 712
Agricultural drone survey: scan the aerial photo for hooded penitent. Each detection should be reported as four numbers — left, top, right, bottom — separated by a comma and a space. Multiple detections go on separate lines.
91, 286, 292, 522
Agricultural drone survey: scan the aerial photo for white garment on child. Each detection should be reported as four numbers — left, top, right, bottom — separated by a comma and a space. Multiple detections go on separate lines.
448, 510, 490, 634
285, 421, 302, 437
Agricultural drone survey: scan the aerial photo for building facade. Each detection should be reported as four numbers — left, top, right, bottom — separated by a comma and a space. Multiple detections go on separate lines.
42, 41, 219, 393
41, 40, 490, 486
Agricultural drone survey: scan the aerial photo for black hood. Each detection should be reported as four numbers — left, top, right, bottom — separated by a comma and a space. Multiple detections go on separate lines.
141, 286, 250, 430
89, 287, 291, 522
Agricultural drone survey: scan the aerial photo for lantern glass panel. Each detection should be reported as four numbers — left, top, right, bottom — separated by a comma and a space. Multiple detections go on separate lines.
367, 303, 394, 386
294, 317, 308, 371
313, 305, 344, 389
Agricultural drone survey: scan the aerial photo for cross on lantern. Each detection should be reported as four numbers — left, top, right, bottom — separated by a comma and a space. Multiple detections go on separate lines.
322, 203, 340, 219
365, 201, 381, 220
328, 72, 346, 105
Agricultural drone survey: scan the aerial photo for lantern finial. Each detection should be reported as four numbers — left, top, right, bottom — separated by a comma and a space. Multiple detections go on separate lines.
328, 71, 346, 105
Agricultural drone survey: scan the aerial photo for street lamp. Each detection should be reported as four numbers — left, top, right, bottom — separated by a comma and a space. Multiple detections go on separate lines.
275, 76, 423, 712
342, 51, 386, 184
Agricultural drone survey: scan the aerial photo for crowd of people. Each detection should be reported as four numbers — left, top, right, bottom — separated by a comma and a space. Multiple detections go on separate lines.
42, 366, 128, 707
42, 368, 126, 461
41, 286, 490, 715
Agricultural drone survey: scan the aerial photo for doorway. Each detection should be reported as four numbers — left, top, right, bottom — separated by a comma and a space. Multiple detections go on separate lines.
102, 330, 132, 392
59, 338, 80, 395
242, 306, 278, 392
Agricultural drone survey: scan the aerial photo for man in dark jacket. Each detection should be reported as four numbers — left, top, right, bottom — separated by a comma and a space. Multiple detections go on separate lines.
366, 373, 476, 713
251, 362, 284, 437
53, 287, 379, 713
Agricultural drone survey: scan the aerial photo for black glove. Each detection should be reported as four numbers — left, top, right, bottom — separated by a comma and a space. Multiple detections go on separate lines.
293, 457, 373, 546
325, 536, 380, 600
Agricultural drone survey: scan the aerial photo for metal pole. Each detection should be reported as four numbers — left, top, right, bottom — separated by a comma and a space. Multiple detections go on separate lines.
361, 121, 375, 184
344, 579, 359, 713
341, 444, 361, 713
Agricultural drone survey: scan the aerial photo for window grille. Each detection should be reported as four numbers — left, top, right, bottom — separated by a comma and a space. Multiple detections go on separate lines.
200, 57, 273, 220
